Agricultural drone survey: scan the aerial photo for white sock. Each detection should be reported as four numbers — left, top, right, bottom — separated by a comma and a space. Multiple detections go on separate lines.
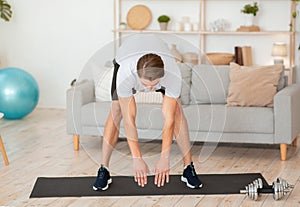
184, 162, 193, 170
101, 164, 109, 171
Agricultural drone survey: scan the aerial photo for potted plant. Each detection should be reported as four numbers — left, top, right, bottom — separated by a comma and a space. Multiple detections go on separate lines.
119, 22, 127, 30
0, 0, 12, 22
241, 2, 259, 26
157, 15, 170, 30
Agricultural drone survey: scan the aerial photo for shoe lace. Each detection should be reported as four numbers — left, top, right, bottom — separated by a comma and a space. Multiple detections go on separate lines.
192, 167, 196, 177
98, 167, 106, 179
189, 164, 196, 177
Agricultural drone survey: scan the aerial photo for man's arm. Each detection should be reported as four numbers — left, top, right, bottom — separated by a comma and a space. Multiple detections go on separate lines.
118, 96, 149, 187
161, 96, 177, 158
119, 96, 140, 157
154, 95, 177, 187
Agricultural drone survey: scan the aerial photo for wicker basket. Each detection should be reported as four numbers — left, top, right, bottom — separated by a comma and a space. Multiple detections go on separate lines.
182, 52, 198, 65
206, 53, 234, 65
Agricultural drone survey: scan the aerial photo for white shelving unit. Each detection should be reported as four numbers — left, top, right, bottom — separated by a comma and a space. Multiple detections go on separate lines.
113, 0, 297, 83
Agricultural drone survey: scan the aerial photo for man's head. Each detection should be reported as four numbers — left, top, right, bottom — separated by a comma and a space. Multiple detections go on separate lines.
137, 53, 164, 81
137, 53, 164, 91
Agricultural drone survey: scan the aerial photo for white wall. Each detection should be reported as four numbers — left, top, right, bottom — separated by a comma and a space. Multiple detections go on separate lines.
0, 0, 299, 108
0, 0, 113, 108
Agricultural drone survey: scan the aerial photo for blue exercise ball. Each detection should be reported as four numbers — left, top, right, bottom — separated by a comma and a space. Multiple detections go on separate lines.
0, 67, 39, 119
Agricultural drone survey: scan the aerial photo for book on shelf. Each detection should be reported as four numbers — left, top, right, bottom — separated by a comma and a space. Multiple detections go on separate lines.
241, 46, 253, 66
234, 46, 253, 66
234, 46, 243, 65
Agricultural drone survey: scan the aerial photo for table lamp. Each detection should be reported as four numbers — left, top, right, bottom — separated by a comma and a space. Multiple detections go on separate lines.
271, 42, 287, 65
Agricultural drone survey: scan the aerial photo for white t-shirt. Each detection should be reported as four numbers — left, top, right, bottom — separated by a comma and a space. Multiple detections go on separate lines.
115, 34, 181, 99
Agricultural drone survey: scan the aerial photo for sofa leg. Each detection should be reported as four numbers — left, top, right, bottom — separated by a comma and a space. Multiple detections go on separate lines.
292, 136, 298, 147
73, 134, 80, 151
280, 144, 287, 161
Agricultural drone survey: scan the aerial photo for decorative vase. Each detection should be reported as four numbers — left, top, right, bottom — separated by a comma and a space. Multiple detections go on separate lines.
174, 22, 182, 31
184, 22, 192, 31
244, 14, 254, 26
171, 44, 182, 62
159, 22, 168, 30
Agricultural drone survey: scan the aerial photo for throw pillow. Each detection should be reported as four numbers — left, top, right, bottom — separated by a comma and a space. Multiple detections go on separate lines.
95, 65, 114, 102
178, 63, 192, 105
227, 63, 283, 107
277, 68, 286, 91
190, 64, 230, 104
134, 91, 163, 104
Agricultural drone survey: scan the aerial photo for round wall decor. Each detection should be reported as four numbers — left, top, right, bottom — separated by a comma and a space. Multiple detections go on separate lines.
126, 5, 152, 30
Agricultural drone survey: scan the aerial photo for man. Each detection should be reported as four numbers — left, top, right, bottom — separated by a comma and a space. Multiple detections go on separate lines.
93, 34, 202, 190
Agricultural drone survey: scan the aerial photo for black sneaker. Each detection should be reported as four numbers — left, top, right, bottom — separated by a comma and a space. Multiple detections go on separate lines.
93, 165, 112, 191
181, 162, 203, 189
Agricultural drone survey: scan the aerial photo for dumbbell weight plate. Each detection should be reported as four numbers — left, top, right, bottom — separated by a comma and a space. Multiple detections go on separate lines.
249, 183, 258, 201
273, 182, 284, 201
253, 178, 263, 189
276, 177, 294, 190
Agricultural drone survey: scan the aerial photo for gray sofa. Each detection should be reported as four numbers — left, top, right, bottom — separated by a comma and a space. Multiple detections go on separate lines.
66, 63, 300, 161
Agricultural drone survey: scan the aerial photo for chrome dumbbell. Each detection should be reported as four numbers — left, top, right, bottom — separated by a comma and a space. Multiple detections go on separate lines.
241, 177, 294, 201
240, 178, 263, 201
272, 177, 294, 201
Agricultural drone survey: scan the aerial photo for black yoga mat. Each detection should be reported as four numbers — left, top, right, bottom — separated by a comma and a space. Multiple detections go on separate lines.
30, 173, 270, 198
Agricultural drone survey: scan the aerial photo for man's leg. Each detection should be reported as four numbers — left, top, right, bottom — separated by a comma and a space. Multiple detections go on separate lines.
102, 58, 122, 167
93, 100, 122, 191
174, 100, 202, 188
101, 100, 122, 167
173, 100, 192, 166
94, 58, 123, 191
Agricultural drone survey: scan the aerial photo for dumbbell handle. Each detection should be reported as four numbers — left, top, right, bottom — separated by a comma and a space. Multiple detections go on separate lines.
259, 187, 274, 194
240, 186, 274, 194
240, 189, 247, 194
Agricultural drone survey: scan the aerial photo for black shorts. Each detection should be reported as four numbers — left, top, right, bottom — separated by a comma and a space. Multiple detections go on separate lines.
111, 59, 165, 101
111, 59, 120, 101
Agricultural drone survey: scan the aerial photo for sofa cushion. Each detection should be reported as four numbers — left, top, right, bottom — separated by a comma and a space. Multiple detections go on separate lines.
190, 65, 230, 104
82, 102, 273, 134
183, 104, 274, 134
81, 102, 164, 130
227, 63, 283, 107
81, 102, 112, 126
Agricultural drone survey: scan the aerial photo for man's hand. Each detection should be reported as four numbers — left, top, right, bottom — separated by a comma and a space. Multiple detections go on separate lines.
153, 157, 170, 187
133, 157, 150, 187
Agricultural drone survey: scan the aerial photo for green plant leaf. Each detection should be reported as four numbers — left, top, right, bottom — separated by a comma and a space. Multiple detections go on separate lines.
0, 0, 13, 22
157, 15, 170, 23
241, 2, 259, 16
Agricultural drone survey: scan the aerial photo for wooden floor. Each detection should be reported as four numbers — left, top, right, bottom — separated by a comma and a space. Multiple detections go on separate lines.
0, 108, 300, 207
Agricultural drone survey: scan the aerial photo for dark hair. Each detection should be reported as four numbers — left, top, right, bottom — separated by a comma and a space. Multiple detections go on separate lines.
136, 53, 164, 81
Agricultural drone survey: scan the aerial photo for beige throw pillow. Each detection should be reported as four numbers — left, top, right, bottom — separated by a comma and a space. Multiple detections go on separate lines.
134, 91, 163, 104
227, 63, 283, 107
